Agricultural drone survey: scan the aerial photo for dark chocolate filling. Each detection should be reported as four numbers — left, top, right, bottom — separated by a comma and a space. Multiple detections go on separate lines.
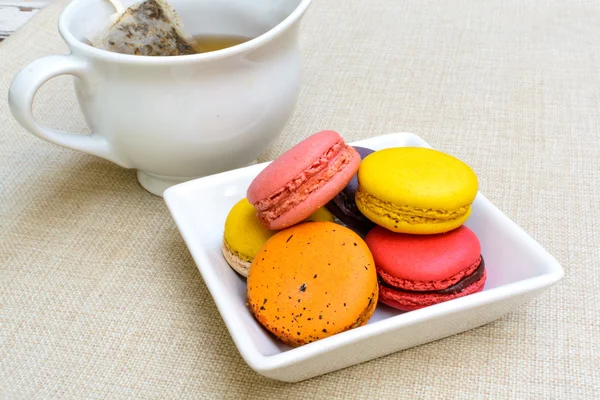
326, 197, 374, 236
325, 146, 375, 235
378, 257, 485, 295
338, 188, 360, 216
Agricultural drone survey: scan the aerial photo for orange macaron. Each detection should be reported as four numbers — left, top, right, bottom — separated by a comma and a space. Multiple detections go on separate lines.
247, 222, 378, 346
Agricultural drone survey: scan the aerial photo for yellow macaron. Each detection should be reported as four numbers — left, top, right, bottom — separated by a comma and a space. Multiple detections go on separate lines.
222, 198, 334, 277
355, 147, 478, 234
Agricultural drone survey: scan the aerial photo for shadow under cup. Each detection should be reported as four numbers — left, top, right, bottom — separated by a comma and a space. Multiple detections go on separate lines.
59, 0, 310, 195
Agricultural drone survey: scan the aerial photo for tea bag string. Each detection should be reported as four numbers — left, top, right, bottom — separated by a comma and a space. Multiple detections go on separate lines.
108, 0, 126, 22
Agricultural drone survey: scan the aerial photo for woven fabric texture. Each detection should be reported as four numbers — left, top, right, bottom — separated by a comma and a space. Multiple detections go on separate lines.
1, 0, 598, 398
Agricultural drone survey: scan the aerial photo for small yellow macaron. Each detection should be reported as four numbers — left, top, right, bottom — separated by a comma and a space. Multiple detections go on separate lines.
356, 147, 478, 234
306, 207, 335, 223
222, 198, 334, 277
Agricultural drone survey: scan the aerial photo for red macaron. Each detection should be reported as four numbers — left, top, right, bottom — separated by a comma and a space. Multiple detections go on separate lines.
365, 225, 486, 311
247, 130, 361, 230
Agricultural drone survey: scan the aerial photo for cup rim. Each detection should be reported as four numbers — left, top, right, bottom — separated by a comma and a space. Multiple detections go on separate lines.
59, 0, 312, 64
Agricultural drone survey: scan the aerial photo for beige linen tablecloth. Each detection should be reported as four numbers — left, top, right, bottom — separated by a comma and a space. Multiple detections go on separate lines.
1, 0, 598, 398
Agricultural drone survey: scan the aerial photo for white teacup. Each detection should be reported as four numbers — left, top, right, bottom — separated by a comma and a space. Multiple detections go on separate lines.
9, 0, 311, 196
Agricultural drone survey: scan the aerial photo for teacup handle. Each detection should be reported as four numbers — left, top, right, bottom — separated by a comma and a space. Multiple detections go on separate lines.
8, 54, 129, 167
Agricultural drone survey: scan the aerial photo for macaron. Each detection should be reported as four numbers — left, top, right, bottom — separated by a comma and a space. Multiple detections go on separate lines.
247, 130, 361, 230
247, 222, 378, 346
222, 198, 334, 277
365, 225, 486, 311
326, 146, 376, 236
356, 147, 478, 234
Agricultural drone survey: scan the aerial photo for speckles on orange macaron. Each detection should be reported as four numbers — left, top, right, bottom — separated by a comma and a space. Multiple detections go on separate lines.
247, 222, 378, 346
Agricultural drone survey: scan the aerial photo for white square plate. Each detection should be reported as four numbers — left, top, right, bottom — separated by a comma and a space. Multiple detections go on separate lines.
164, 132, 564, 382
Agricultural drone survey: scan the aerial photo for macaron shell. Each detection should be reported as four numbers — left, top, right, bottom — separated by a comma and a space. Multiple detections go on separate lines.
331, 146, 376, 198
247, 130, 343, 204
306, 207, 335, 222
223, 198, 275, 262
379, 269, 486, 311
356, 195, 472, 234
263, 148, 361, 230
247, 222, 378, 346
358, 147, 478, 210
221, 241, 251, 277
365, 225, 481, 285
222, 197, 335, 274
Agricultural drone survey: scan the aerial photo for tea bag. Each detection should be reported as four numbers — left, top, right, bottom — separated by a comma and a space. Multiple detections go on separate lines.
88, 0, 198, 56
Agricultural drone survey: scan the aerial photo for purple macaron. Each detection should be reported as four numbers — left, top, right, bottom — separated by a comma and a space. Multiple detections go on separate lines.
326, 146, 375, 235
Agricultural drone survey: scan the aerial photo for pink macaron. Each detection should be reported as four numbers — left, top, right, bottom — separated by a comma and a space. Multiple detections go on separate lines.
365, 225, 486, 311
247, 130, 361, 230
